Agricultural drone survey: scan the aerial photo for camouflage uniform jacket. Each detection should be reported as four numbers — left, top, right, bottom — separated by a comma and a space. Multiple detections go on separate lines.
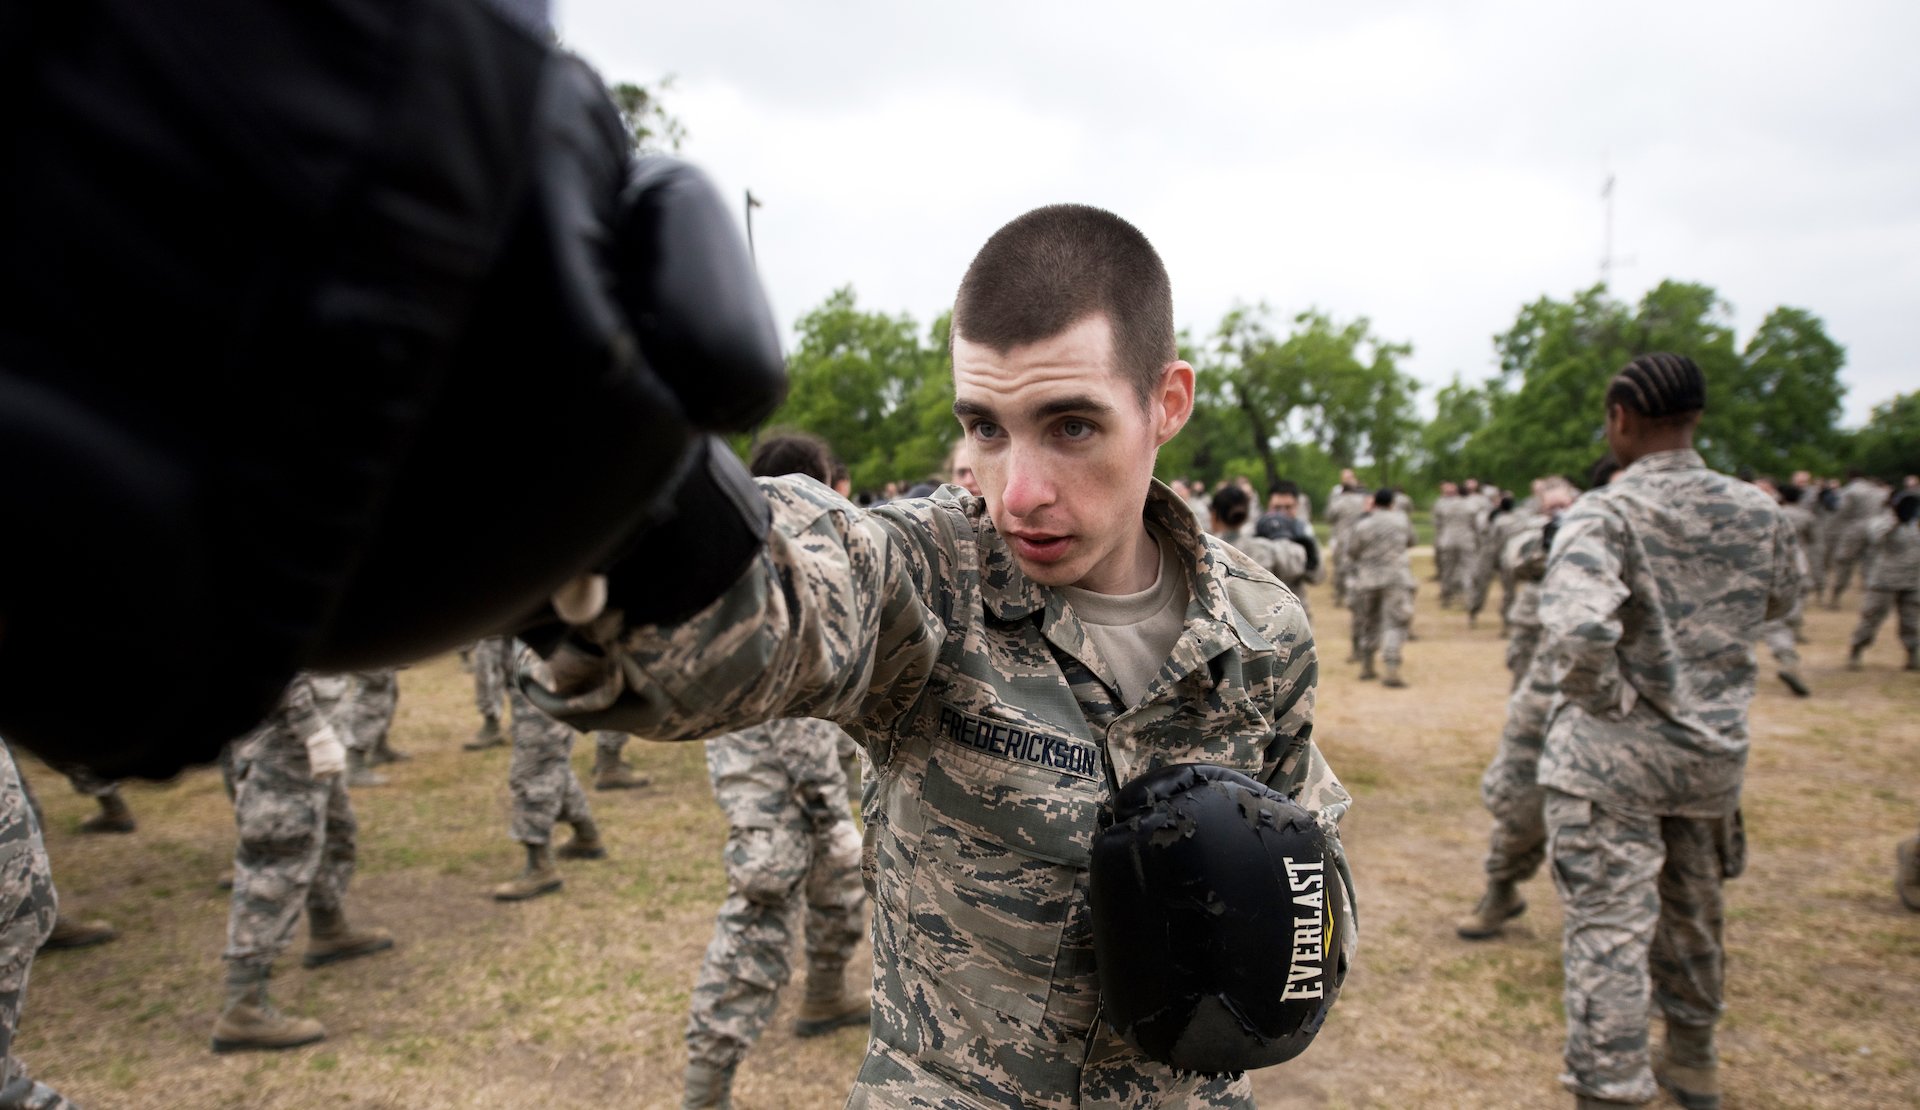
1836, 478, 1884, 529
1343, 509, 1416, 592
1864, 514, 1920, 591
1220, 524, 1311, 587
1498, 512, 1552, 628
528, 478, 1354, 1109
1535, 450, 1800, 817
1431, 496, 1474, 551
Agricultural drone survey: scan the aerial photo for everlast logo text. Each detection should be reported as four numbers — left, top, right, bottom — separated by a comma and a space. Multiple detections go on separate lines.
936, 705, 1100, 782
1281, 856, 1326, 1001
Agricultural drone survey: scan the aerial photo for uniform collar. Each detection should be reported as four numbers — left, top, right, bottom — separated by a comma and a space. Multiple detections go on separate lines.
1621, 448, 1705, 476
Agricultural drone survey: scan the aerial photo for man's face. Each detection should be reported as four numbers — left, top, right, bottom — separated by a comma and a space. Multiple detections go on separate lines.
1270, 494, 1297, 517
948, 444, 983, 497
953, 314, 1191, 594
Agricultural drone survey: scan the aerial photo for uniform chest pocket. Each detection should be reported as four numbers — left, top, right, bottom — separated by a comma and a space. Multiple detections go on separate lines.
905, 730, 1105, 1035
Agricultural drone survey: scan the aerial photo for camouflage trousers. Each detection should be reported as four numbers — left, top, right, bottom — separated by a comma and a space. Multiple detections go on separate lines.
1544, 790, 1742, 1103
0, 746, 59, 1090
1827, 526, 1873, 599
1851, 588, 1919, 653
339, 670, 399, 755
1479, 669, 1552, 884
506, 684, 592, 846
1350, 585, 1413, 664
1761, 589, 1807, 671
686, 719, 866, 1070
1469, 545, 1506, 622
477, 637, 627, 762
1438, 542, 1475, 606
223, 721, 357, 971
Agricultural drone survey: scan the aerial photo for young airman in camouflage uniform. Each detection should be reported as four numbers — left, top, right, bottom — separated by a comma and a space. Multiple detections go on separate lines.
0, 744, 80, 1109
1825, 472, 1887, 606
215, 675, 395, 1053
1433, 483, 1478, 608
1345, 488, 1416, 687
336, 669, 405, 786
1759, 483, 1817, 695
1846, 491, 1920, 670
1324, 477, 1368, 611
1535, 353, 1799, 1110
490, 647, 608, 902
526, 205, 1355, 1109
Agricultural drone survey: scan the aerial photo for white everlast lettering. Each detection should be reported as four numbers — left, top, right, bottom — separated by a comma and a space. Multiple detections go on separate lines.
1281, 856, 1326, 1001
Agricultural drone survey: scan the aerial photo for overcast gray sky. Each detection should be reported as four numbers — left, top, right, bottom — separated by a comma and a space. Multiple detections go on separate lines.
558, 0, 1916, 427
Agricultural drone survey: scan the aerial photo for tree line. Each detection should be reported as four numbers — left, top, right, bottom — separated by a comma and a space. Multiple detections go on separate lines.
751, 280, 1915, 500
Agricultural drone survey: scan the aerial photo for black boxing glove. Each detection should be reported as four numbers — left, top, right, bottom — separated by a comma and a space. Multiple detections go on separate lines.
1090, 763, 1345, 1075
617, 158, 787, 432
1291, 531, 1321, 574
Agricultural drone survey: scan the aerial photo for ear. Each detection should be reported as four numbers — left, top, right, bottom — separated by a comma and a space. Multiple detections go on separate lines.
1153, 361, 1195, 446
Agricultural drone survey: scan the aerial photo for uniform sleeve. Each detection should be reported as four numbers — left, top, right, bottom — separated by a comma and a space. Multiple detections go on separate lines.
1252, 535, 1308, 581
1538, 505, 1633, 719
521, 478, 949, 762
279, 676, 331, 745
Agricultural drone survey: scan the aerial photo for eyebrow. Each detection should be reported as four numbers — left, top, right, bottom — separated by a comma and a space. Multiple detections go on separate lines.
952, 394, 1119, 422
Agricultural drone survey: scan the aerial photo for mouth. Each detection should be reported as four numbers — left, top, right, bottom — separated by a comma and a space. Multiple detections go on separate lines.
1008, 530, 1072, 564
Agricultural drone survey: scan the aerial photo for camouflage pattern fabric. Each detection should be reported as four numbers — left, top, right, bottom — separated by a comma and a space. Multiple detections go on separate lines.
472, 635, 511, 723
1345, 507, 1415, 664
525, 479, 1354, 1108
337, 670, 399, 755
1543, 789, 1738, 1104
1432, 495, 1477, 605
1850, 514, 1920, 652
1499, 515, 1552, 688
1325, 488, 1369, 606
1218, 524, 1317, 618
1474, 507, 1535, 624
506, 675, 591, 846
0, 744, 58, 1091
223, 676, 357, 972
1827, 477, 1885, 596
1759, 500, 1815, 671
1477, 652, 1554, 884
1535, 449, 1801, 818
685, 718, 866, 1070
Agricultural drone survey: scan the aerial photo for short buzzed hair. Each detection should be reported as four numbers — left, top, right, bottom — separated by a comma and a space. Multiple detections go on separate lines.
951, 204, 1175, 405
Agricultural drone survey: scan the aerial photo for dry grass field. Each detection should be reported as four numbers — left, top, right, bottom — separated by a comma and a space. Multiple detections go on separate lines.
18, 553, 1920, 1109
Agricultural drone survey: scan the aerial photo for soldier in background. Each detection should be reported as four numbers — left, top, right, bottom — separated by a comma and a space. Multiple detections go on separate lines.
1346, 487, 1416, 687
1846, 490, 1919, 671
215, 675, 395, 1053
682, 432, 869, 1110
489, 658, 610, 902
1325, 474, 1369, 614
1758, 481, 1816, 696
1249, 483, 1325, 614
1455, 477, 1577, 941
1431, 482, 1470, 607
1826, 470, 1888, 607
1534, 353, 1798, 1110
0, 743, 79, 1109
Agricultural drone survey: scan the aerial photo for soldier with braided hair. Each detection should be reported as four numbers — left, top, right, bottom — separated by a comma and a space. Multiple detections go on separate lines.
1535, 352, 1800, 1110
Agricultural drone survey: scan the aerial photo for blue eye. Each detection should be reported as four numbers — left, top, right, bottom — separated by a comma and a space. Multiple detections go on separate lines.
1060, 419, 1093, 439
972, 421, 1002, 441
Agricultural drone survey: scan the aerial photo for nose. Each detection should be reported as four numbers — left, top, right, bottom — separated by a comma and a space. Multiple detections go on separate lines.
999, 444, 1054, 520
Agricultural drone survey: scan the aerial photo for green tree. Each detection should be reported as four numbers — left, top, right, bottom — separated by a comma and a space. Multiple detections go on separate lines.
610, 79, 687, 153
1847, 391, 1920, 481
760, 287, 953, 492
1416, 376, 1492, 488
1723, 307, 1848, 476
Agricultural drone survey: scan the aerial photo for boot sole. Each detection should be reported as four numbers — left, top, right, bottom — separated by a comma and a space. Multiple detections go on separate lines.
793, 1008, 871, 1038
302, 937, 396, 969
1456, 898, 1528, 940
211, 1031, 326, 1054
492, 879, 564, 902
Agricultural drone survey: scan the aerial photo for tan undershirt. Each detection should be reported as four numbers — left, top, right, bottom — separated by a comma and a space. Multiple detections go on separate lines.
1059, 530, 1188, 708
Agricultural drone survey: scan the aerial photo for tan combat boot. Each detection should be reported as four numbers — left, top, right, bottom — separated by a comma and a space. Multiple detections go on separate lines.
492, 844, 563, 901
556, 818, 608, 861
592, 748, 650, 792
1358, 653, 1378, 681
464, 715, 505, 751
1382, 661, 1407, 688
302, 906, 395, 969
42, 915, 117, 950
793, 964, 870, 1038
681, 1060, 736, 1109
1896, 837, 1919, 912
1654, 1021, 1721, 1110
345, 748, 388, 788
371, 736, 410, 764
1455, 879, 1526, 940
211, 966, 326, 1053
77, 791, 136, 834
